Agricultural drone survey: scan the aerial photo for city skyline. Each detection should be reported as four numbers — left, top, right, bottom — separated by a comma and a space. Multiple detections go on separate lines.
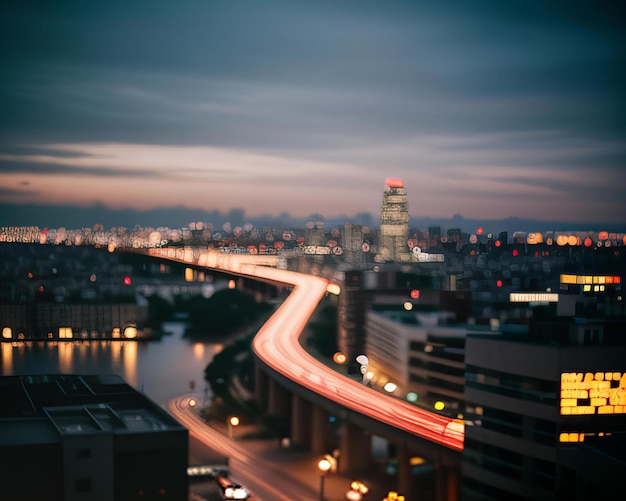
1, 2, 624, 226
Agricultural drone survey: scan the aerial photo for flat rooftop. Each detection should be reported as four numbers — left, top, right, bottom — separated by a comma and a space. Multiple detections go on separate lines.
0, 374, 184, 440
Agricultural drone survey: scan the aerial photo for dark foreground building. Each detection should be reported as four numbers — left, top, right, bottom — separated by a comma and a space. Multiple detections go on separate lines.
0, 374, 188, 501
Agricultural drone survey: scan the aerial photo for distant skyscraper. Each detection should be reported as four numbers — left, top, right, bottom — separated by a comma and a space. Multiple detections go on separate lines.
378, 178, 410, 261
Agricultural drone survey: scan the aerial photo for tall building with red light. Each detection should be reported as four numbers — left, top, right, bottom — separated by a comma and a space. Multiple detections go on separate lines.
379, 178, 410, 262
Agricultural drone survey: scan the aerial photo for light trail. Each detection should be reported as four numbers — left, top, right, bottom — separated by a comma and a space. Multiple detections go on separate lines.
169, 395, 319, 501
151, 249, 464, 450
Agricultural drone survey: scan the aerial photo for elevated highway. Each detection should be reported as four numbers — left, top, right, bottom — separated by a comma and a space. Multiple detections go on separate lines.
146, 248, 463, 497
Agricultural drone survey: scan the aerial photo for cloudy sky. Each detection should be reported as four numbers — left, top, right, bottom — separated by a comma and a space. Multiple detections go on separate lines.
1, 1, 624, 225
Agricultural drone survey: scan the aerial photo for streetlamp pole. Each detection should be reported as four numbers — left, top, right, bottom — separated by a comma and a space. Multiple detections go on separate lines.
318, 458, 332, 501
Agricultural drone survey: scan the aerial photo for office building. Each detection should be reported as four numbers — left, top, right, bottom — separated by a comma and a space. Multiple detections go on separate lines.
378, 178, 410, 262
0, 374, 188, 501
462, 318, 626, 500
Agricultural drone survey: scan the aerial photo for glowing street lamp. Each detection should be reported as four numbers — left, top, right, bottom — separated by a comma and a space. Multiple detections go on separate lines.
228, 416, 240, 440
356, 355, 369, 384
318, 458, 332, 501
382, 491, 405, 501
383, 382, 397, 393
345, 480, 369, 500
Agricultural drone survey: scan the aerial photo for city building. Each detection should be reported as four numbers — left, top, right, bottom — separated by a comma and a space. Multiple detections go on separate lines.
364, 303, 489, 412
378, 178, 410, 262
462, 317, 626, 500
0, 374, 188, 501
1, 302, 148, 341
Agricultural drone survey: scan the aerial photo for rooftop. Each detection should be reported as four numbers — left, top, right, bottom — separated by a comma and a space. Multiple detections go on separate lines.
0, 374, 184, 440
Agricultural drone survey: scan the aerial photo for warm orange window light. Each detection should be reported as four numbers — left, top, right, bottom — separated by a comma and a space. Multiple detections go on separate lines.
59, 327, 73, 339
560, 372, 626, 415
185, 267, 194, 281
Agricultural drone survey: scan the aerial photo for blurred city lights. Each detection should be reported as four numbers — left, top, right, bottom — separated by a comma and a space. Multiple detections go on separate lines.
384, 382, 397, 393
333, 352, 347, 364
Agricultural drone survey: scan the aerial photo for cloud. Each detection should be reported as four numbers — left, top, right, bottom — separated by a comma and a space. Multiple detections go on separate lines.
0, 1, 624, 224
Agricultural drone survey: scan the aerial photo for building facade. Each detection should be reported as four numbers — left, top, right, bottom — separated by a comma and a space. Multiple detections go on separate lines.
378, 178, 410, 262
462, 319, 626, 500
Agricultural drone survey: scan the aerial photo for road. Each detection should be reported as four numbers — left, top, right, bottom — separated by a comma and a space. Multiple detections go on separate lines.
151, 249, 464, 450
169, 395, 322, 501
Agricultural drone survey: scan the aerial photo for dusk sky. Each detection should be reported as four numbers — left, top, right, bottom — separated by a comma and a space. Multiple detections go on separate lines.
1, 1, 624, 226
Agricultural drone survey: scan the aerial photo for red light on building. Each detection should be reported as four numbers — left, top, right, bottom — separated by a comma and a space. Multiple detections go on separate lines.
123, 276, 132, 286
512, 249, 519, 257
476, 227, 484, 235
496, 280, 503, 288
494, 240, 501, 247
385, 178, 404, 188
410, 290, 420, 299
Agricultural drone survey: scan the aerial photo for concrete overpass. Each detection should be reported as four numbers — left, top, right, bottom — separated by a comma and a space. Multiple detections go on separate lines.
145, 247, 463, 499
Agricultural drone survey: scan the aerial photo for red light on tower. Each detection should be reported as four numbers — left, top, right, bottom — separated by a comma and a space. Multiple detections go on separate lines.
494, 240, 501, 247
385, 178, 404, 188
512, 249, 519, 257
496, 280, 503, 288
123, 276, 132, 286
410, 290, 420, 299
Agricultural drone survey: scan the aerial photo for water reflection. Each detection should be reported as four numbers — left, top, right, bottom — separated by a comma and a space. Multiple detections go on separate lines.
123, 341, 138, 387
1, 322, 220, 405
193, 342, 204, 361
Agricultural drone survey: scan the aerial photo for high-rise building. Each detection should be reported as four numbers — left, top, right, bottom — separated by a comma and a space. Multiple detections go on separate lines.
378, 178, 410, 262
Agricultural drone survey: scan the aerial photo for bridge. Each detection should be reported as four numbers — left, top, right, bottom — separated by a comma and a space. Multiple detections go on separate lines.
146, 247, 463, 499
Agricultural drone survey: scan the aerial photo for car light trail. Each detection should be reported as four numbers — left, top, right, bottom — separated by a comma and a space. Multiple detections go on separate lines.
151, 249, 464, 450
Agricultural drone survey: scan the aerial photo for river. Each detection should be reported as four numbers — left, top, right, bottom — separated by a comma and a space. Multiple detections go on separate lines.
1, 321, 221, 407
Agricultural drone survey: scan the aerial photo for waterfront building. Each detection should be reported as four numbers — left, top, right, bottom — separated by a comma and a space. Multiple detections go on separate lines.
0, 302, 148, 341
0, 374, 188, 501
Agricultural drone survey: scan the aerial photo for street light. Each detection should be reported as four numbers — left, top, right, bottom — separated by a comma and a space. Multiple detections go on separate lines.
318, 458, 332, 501
345, 480, 368, 500
228, 416, 240, 440
382, 492, 405, 501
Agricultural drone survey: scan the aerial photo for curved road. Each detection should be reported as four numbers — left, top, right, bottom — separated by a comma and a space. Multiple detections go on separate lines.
152, 249, 464, 450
